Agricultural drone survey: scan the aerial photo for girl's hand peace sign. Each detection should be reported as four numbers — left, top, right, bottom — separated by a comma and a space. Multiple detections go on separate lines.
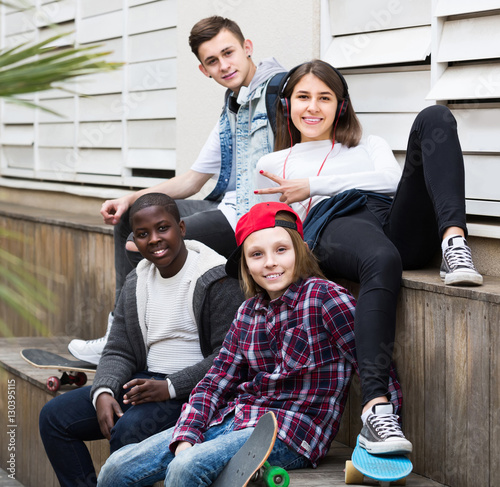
255, 169, 310, 205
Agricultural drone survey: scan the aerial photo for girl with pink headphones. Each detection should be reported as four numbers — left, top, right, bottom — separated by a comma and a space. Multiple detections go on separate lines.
255, 59, 482, 455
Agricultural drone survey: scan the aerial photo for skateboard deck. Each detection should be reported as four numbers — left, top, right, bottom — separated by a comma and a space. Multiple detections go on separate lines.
345, 436, 412, 486
21, 348, 97, 392
212, 411, 290, 487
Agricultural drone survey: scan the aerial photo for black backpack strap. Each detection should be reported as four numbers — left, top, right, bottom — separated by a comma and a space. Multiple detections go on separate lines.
265, 71, 288, 137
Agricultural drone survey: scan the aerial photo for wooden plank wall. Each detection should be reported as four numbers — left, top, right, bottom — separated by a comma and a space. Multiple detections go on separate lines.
334, 276, 500, 487
0, 367, 109, 487
0, 213, 114, 339
0, 336, 166, 487
395, 285, 500, 487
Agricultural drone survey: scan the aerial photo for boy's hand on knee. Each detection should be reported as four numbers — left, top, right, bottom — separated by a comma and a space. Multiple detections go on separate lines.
96, 393, 123, 440
123, 378, 171, 405
174, 441, 193, 456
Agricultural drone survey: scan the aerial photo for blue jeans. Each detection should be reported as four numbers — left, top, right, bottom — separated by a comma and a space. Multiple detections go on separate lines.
39, 372, 183, 487
98, 413, 310, 486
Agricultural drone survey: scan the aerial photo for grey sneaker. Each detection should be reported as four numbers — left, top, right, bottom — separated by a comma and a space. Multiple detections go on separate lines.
68, 312, 113, 365
440, 236, 483, 286
359, 403, 412, 455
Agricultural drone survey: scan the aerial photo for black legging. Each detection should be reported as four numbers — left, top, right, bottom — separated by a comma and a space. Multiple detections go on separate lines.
315, 105, 466, 405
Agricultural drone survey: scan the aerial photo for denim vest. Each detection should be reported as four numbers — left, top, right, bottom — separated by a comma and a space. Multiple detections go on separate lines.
205, 81, 274, 219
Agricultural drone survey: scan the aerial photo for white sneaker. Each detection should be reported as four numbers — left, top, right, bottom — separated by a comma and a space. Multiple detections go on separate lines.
440, 236, 483, 286
68, 313, 113, 365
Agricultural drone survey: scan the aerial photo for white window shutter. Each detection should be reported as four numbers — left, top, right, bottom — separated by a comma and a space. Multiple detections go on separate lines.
322, 0, 500, 221
0, 0, 178, 188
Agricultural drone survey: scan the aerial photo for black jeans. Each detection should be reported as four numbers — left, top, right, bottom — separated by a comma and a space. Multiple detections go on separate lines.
315, 105, 466, 405
113, 199, 237, 304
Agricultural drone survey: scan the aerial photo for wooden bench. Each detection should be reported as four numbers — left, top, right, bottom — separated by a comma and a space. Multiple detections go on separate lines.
0, 337, 109, 487
338, 272, 500, 487
0, 202, 115, 341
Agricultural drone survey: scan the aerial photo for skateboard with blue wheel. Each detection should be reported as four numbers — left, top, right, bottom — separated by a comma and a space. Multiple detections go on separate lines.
345, 435, 412, 486
212, 411, 290, 487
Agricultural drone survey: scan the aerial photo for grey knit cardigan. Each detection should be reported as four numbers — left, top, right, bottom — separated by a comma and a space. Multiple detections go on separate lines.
91, 241, 245, 401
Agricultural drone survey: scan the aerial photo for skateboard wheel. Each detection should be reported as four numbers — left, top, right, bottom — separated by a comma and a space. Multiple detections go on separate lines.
263, 463, 289, 487
73, 372, 88, 387
345, 460, 364, 484
394, 478, 406, 486
47, 376, 61, 392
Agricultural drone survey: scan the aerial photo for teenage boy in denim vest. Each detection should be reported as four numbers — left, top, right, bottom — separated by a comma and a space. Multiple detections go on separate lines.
69, 16, 286, 362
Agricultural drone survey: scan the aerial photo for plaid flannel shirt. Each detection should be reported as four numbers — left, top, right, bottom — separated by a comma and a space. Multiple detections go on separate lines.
171, 277, 402, 466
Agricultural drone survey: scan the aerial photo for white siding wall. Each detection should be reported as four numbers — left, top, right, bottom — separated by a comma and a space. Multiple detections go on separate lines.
0, 0, 499, 235
175, 0, 320, 177
0, 0, 177, 189
0, 0, 319, 196
323, 0, 500, 227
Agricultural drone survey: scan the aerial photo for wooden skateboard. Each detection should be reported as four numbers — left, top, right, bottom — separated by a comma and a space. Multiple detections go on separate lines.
20, 348, 97, 392
345, 435, 413, 486
212, 411, 290, 487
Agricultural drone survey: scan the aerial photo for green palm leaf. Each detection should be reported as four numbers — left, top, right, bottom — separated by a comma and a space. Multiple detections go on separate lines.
0, 32, 122, 112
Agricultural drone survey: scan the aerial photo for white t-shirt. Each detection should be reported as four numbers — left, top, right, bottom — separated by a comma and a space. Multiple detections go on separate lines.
190, 121, 238, 229
190, 84, 270, 230
92, 250, 202, 406
256, 136, 402, 221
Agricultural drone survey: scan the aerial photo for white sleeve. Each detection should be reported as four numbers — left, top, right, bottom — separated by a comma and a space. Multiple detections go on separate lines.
190, 122, 222, 175
167, 378, 176, 399
310, 136, 402, 197
92, 387, 114, 409
255, 152, 284, 202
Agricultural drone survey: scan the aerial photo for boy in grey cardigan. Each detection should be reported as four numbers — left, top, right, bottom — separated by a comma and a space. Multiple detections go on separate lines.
39, 193, 244, 487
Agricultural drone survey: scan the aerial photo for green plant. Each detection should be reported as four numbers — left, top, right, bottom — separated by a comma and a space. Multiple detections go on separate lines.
0, 32, 122, 113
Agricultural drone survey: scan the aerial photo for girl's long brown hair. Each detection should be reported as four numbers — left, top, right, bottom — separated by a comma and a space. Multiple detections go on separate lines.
274, 59, 362, 151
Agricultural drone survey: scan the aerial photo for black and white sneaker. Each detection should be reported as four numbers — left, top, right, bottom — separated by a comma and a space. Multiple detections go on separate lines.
440, 236, 483, 286
359, 403, 412, 455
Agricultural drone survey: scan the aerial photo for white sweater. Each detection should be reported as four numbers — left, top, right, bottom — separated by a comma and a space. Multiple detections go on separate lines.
145, 250, 204, 375
256, 136, 402, 221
